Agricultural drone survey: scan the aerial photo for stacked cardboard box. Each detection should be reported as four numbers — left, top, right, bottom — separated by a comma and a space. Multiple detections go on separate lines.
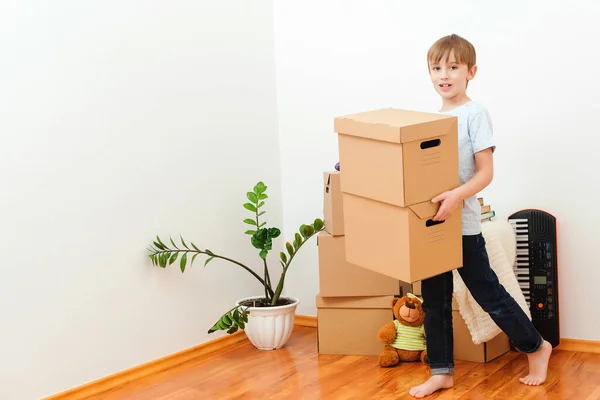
334, 108, 463, 283
317, 107, 503, 362
316, 171, 421, 356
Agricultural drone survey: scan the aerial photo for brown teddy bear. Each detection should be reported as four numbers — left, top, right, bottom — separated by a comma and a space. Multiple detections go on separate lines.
377, 293, 428, 367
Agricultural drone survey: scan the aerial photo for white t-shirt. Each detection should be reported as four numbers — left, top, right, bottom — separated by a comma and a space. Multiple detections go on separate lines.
440, 101, 495, 235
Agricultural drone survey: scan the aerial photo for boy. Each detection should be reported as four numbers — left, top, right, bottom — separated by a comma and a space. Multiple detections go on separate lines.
408, 34, 553, 398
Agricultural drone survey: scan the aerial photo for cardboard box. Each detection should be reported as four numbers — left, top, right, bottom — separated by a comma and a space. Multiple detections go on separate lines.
342, 193, 462, 283
316, 295, 394, 356
453, 310, 510, 363
335, 108, 458, 207
323, 171, 344, 236
400, 280, 422, 297
317, 231, 401, 297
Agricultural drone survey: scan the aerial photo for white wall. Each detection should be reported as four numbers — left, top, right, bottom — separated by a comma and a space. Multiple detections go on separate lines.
275, 1, 600, 342
0, 2, 281, 399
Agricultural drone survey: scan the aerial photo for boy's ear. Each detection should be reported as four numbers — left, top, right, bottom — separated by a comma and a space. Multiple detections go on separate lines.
467, 65, 478, 80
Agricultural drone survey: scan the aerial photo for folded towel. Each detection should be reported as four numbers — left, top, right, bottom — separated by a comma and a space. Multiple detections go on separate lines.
452, 218, 531, 344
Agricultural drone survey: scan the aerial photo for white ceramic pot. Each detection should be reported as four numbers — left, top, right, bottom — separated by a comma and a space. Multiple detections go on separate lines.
235, 296, 300, 350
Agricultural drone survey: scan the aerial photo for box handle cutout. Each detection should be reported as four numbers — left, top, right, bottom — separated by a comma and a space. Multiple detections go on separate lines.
426, 219, 445, 227
420, 139, 441, 150
325, 175, 331, 193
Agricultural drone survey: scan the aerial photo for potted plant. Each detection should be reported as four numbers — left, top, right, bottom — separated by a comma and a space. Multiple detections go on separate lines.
147, 181, 324, 350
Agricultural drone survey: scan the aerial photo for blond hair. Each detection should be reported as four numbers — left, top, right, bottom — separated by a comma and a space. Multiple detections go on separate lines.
427, 34, 476, 68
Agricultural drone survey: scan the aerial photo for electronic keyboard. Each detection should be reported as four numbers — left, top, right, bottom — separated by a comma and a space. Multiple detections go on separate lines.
508, 209, 560, 348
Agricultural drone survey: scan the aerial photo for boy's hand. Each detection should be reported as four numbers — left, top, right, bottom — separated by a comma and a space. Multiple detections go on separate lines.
431, 189, 461, 221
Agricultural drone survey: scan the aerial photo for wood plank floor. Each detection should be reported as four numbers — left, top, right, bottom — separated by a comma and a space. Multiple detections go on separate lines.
86, 326, 600, 399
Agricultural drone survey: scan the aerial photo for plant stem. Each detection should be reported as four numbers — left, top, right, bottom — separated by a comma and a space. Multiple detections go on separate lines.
272, 273, 285, 306
155, 249, 274, 297
254, 198, 272, 302
270, 228, 322, 306
263, 259, 271, 302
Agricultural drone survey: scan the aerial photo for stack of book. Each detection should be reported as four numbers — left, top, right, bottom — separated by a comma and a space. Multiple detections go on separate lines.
478, 197, 495, 222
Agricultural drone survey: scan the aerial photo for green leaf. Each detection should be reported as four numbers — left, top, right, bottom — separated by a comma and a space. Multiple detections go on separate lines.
153, 241, 165, 251
169, 253, 178, 265
314, 218, 324, 231
169, 236, 179, 249
258, 194, 268, 200
245, 230, 256, 235
204, 256, 214, 266
191, 253, 199, 266
251, 231, 264, 249
259, 222, 266, 228
205, 249, 214, 255
243, 203, 257, 212
254, 181, 267, 195
304, 225, 315, 237
159, 253, 168, 268
227, 326, 238, 334
247, 192, 258, 203
180, 253, 187, 272
233, 309, 239, 321
243, 218, 257, 226
156, 236, 167, 249
191, 242, 201, 251
259, 250, 268, 259
286, 242, 294, 257
258, 201, 265, 208
268, 227, 281, 238
258, 211, 265, 217
300, 224, 312, 238
280, 252, 287, 263
180, 235, 190, 249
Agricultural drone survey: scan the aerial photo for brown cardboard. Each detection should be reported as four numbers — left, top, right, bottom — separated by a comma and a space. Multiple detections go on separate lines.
335, 108, 458, 207
399, 281, 421, 297
317, 231, 401, 297
316, 295, 395, 356
323, 171, 344, 236
342, 193, 462, 283
452, 310, 510, 363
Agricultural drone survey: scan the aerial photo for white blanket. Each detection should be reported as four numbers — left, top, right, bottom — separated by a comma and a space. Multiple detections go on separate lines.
452, 218, 531, 344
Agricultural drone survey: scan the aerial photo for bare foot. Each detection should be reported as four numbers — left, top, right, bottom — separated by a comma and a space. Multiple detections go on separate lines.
409, 374, 453, 398
520, 340, 552, 386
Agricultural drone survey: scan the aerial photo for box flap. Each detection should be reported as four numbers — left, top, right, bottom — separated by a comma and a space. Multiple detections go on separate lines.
409, 200, 465, 220
408, 201, 439, 220
316, 294, 395, 309
334, 108, 455, 144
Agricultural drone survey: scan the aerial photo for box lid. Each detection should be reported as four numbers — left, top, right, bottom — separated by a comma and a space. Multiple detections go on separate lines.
334, 108, 456, 144
316, 294, 395, 309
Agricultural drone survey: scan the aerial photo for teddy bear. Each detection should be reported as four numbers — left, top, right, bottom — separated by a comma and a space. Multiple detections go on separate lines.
377, 293, 428, 367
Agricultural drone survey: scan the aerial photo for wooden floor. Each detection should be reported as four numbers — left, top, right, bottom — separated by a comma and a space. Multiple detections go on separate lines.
86, 326, 600, 400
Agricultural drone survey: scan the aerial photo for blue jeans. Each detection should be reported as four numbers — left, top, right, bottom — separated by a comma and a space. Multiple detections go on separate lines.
421, 233, 544, 375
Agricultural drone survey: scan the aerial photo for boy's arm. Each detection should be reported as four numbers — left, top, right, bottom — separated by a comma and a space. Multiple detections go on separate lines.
454, 148, 494, 200
431, 150, 493, 221
432, 108, 495, 221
